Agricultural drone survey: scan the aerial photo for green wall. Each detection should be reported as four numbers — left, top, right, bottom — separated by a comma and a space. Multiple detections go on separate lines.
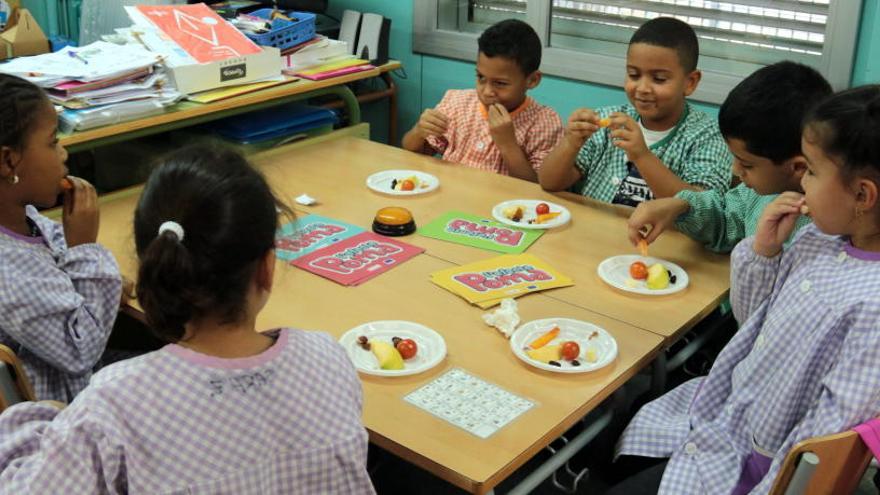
330, 0, 880, 145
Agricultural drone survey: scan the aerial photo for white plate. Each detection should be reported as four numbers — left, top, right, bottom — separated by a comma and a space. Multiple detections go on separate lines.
510, 318, 618, 373
597, 255, 689, 296
366, 170, 439, 196
340, 320, 447, 377
491, 199, 571, 229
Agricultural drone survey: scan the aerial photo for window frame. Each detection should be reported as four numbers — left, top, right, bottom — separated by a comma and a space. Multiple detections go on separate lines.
413, 0, 863, 105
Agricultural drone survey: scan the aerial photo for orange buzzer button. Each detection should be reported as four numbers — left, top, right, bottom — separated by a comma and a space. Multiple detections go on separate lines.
372, 206, 416, 236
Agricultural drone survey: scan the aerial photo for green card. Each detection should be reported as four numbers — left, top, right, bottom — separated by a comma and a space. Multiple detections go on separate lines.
418, 211, 543, 254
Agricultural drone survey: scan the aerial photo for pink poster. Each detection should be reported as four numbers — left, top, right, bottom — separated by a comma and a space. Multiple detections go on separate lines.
292, 232, 424, 286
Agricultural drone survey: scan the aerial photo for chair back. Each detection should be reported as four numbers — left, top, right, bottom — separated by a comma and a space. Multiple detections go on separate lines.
0, 344, 36, 412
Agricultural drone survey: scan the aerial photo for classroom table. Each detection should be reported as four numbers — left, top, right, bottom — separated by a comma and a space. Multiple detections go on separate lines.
94, 180, 663, 495
59, 61, 402, 153
252, 137, 732, 343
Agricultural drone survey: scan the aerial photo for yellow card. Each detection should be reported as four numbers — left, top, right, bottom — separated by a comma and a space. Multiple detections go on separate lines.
430, 254, 573, 305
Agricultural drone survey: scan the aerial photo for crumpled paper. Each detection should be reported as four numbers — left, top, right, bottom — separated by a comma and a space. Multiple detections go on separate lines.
482, 298, 520, 338
295, 193, 317, 206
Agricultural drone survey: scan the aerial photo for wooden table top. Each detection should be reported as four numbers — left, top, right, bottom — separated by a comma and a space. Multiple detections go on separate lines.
252, 138, 732, 341
94, 182, 662, 494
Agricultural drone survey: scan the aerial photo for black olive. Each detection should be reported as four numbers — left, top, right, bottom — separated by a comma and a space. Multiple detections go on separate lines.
670, 275, 677, 284
548, 360, 562, 367
390, 179, 397, 190
571, 360, 581, 366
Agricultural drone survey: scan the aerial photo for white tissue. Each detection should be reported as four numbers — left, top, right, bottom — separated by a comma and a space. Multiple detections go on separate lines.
295, 194, 317, 206
482, 298, 520, 338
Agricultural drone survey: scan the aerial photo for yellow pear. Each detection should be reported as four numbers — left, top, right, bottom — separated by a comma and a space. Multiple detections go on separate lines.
526, 344, 562, 363
371, 341, 404, 370
646, 263, 670, 290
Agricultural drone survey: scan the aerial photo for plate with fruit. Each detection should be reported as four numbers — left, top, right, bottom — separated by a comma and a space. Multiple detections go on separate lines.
511, 318, 617, 373
340, 320, 447, 377
597, 255, 689, 296
492, 199, 571, 229
366, 170, 439, 196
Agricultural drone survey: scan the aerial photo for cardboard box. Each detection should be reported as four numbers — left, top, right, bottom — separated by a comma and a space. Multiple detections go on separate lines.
165, 46, 282, 95
0, 8, 48, 60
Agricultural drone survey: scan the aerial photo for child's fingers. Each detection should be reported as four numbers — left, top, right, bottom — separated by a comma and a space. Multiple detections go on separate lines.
570, 108, 598, 124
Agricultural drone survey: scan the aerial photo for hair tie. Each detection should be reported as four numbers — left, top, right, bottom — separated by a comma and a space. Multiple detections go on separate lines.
158, 221, 185, 242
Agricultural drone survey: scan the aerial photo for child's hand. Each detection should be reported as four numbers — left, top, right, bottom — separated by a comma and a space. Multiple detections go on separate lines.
627, 197, 690, 247
415, 108, 449, 139
609, 112, 650, 162
753, 192, 805, 258
564, 108, 600, 148
62, 176, 99, 248
487, 103, 516, 147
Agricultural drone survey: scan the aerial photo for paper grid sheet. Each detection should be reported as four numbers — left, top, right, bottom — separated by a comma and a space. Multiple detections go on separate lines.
404, 368, 535, 439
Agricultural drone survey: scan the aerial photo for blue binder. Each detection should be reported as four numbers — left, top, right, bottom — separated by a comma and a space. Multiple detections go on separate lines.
207, 102, 338, 144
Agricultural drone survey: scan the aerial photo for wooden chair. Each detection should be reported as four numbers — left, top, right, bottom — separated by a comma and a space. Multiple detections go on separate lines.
769, 425, 876, 495
0, 344, 36, 412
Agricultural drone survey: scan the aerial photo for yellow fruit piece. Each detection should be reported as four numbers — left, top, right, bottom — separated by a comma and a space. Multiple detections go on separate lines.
371, 341, 404, 370
598, 117, 611, 128
503, 205, 525, 222
585, 347, 598, 363
646, 263, 670, 290
526, 344, 562, 363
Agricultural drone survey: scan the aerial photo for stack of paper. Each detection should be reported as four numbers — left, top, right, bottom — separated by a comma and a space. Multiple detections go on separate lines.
293, 58, 374, 81
282, 35, 351, 72
0, 41, 182, 131
431, 254, 574, 308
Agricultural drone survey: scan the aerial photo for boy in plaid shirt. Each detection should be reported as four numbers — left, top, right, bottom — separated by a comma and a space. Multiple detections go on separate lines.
626, 61, 832, 253
402, 19, 562, 181
540, 18, 731, 205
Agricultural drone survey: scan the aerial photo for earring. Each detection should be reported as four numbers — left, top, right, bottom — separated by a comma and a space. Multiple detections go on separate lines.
8, 174, 18, 185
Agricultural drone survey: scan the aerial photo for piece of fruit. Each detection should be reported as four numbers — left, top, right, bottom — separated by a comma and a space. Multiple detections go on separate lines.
629, 261, 648, 280
396, 338, 418, 360
646, 263, 670, 290
528, 326, 560, 349
401, 179, 415, 191
535, 202, 550, 215
561, 341, 580, 361
585, 348, 598, 363
638, 238, 649, 257
535, 212, 561, 224
371, 341, 404, 370
503, 205, 525, 222
598, 117, 611, 128
526, 344, 562, 363
59, 177, 73, 191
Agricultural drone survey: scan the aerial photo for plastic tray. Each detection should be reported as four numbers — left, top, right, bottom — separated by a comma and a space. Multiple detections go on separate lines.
244, 10, 316, 50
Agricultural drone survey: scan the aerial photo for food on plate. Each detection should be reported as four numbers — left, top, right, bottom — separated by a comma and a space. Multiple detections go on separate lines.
646, 263, 670, 290
535, 202, 550, 215
502, 204, 525, 222
585, 347, 598, 363
598, 117, 611, 128
526, 344, 561, 363
629, 261, 648, 280
356, 335, 371, 351
392, 336, 418, 360
371, 341, 404, 370
638, 238, 649, 257
59, 177, 73, 191
561, 341, 580, 361
390, 175, 428, 191
528, 326, 560, 349
534, 212, 561, 224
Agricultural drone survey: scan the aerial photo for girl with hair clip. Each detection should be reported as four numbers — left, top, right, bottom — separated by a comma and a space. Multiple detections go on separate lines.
608, 85, 880, 495
0, 145, 375, 494
0, 74, 123, 402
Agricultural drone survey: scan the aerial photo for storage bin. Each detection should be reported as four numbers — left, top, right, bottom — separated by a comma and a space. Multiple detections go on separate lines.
244, 9, 315, 51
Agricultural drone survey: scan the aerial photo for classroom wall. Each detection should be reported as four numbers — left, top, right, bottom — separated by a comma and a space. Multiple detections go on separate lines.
330, 0, 880, 145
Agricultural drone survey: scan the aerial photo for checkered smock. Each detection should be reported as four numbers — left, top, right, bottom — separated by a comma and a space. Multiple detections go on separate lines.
572, 103, 732, 202
0, 329, 375, 494
425, 89, 563, 175
617, 223, 880, 494
0, 206, 121, 402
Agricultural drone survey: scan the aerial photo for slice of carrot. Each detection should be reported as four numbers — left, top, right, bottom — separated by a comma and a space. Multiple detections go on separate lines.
536, 212, 561, 224
598, 117, 611, 128
59, 177, 73, 191
638, 238, 649, 257
528, 326, 560, 350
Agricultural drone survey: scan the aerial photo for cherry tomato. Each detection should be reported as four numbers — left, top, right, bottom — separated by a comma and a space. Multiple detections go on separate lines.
629, 261, 648, 280
561, 341, 580, 361
396, 339, 418, 359
535, 202, 550, 215
401, 180, 415, 191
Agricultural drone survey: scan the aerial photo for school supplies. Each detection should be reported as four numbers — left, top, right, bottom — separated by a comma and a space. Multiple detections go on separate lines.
419, 211, 543, 254
275, 214, 364, 262
430, 253, 573, 308
292, 232, 424, 286
404, 368, 535, 439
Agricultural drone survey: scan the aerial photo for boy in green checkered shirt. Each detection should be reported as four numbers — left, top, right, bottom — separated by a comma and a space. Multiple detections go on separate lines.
627, 61, 832, 253
539, 17, 731, 205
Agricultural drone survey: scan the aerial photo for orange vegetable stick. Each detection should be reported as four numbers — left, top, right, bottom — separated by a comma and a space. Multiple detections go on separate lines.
59, 177, 73, 191
528, 326, 560, 349
536, 211, 562, 224
638, 238, 649, 257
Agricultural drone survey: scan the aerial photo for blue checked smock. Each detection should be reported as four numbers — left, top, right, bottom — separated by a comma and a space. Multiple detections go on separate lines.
572, 103, 732, 203
0, 206, 121, 402
617, 223, 880, 494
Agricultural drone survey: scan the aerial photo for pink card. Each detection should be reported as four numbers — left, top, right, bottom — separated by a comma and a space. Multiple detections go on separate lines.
292, 232, 424, 286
